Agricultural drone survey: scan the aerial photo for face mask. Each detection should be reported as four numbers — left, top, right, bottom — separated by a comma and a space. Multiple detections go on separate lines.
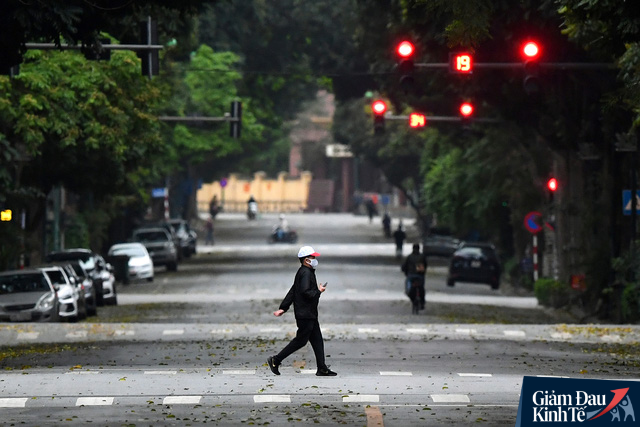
309, 259, 318, 269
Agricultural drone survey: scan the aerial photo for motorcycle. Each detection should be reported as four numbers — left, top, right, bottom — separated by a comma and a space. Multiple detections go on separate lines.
247, 201, 258, 220
269, 228, 298, 243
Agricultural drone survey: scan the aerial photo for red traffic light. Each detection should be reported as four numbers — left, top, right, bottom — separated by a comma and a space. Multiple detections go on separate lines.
409, 113, 426, 128
396, 41, 415, 59
449, 52, 473, 74
372, 100, 387, 115
547, 177, 558, 192
522, 41, 540, 59
459, 102, 474, 117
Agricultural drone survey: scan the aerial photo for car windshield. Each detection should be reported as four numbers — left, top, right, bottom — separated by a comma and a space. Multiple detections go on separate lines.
0, 274, 51, 294
135, 231, 168, 242
69, 263, 87, 278
44, 270, 66, 285
111, 247, 147, 257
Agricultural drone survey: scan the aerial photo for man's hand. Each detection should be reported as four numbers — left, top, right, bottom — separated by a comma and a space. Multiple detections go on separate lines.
318, 282, 327, 293
273, 309, 285, 317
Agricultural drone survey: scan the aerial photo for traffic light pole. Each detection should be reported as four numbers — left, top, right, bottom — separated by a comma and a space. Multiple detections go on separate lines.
414, 62, 615, 70
385, 114, 501, 123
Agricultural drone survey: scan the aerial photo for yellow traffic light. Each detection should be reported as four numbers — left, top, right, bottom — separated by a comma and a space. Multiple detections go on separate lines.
0, 210, 12, 221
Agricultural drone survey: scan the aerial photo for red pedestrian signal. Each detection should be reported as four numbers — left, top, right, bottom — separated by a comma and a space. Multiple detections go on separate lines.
459, 102, 474, 117
396, 41, 415, 59
522, 40, 541, 95
547, 178, 558, 192
409, 113, 426, 128
449, 52, 473, 74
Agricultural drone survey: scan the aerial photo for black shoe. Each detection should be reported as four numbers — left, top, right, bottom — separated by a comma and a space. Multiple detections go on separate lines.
316, 367, 337, 376
267, 356, 280, 375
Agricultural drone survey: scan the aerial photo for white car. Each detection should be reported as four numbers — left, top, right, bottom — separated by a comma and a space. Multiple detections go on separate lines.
39, 266, 86, 322
108, 243, 154, 283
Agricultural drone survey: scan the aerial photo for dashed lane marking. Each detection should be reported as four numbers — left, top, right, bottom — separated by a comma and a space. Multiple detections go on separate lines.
16, 332, 39, 340
65, 371, 99, 375
253, 395, 291, 403
406, 328, 429, 334
211, 329, 233, 334
455, 328, 477, 335
0, 398, 28, 408
223, 370, 256, 375
380, 371, 413, 376
259, 327, 282, 332
163, 396, 202, 405
162, 329, 184, 335
114, 330, 135, 336
300, 369, 317, 374
457, 373, 492, 377
358, 328, 379, 333
503, 330, 526, 337
551, 332, 572, 340
343, 395, 380, 403
76, 397, 114, 406
601, 334, 621, 342
145, 371, 177, 375
430, 394, 470, 403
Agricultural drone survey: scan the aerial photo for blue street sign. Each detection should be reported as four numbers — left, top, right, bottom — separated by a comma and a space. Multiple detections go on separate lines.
151, 187, 166, 198
623, 190, 640, 216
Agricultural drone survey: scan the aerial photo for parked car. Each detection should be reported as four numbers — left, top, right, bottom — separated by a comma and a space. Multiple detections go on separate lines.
39, 265, 86, 322
167, 219, 197, 257
136, 222, 183, 261
46, 249, 117, 306
0, 269, 60, 322
447, 242, 502, 290
423, 234, 461, 257
132, 228, 178, 271
60, 262, 98, 317
107, 242, 154, 283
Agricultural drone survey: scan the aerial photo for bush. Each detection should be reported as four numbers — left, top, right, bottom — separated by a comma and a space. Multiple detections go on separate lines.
621, 283, 640, 323
534, 278, 570, 308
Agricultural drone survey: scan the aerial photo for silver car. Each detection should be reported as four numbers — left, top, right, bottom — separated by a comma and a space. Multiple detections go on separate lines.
132, 228, 178, 271
0, 269, 60, 322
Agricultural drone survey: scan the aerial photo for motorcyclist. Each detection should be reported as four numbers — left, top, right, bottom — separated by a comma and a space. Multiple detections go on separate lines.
274, 214, 289, 240
401, 243, 427, 310
247, 196, 258, 220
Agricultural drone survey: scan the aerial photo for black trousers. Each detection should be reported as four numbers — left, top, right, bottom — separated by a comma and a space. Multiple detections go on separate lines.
275, 318, 326, 369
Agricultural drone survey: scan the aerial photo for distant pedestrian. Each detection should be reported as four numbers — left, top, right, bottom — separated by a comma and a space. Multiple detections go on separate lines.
205, 217, 214, 245
209, 196, 219, 219
267, 246, 337, 377
365, 199, 376, 223
393, 222, 406, 258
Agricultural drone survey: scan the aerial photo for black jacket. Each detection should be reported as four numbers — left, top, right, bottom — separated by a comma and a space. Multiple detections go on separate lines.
402, 252, 428, 276
279, 265, 321, 319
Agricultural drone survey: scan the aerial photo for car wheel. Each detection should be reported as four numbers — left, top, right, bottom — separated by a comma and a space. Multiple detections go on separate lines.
168, 262, 178, 272
491, 281, 500, 290
446, 278, 455, 287
147, 276, 154, 282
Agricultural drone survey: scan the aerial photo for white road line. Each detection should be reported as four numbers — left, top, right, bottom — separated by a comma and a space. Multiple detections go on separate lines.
503, 330, 526, 337
551, 332, 572, 340
455, 328, 477, 335
254, 395, 291, 403
16, 332, 39, 340
163, 396, 202, 405
300, 369, 317, 374
223, 370, 256, 375
259, 327, 282, 332
358, 328, 379, 333
0, 398, 28, 408
380, 371, 413, 376
343, 395, 380, 403
457, 373, 492, 377
406, 328, 429, 334
211, 329, 232, 334
65, 371, 99, 375
66, 331, 88, 339
145, 371, 177, 375
162, 329, 184, 335
537, 375, 570, 378
114, 330, 135, 336
431, 394, 470, 403
601, 334, 621, 342
76, 397, 114, 406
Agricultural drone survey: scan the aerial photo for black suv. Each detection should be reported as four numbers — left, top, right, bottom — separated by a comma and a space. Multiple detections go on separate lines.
447, 242, 501, 290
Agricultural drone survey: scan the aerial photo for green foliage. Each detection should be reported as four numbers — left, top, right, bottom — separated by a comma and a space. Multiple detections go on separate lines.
534, 278, 570, 308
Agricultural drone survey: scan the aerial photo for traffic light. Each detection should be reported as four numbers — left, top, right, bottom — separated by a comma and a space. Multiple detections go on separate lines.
547, 177, 558, 203
0, 209, 12, 222
372, 100, 387, 135
396, 41, 415, 91
82, 38, 111, 61
230, 101, 242, 138
449, 52, 473, 74
521, 40, 541, 95
139, 17, 159, 78
409, 113, 426, 128
459, 102, 474, 125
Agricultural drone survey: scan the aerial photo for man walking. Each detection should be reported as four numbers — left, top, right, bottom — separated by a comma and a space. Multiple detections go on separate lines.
267, 246, 337, 377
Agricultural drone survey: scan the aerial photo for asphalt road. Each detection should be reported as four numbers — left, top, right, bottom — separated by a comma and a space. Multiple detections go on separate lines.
1, 212, 639, 426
